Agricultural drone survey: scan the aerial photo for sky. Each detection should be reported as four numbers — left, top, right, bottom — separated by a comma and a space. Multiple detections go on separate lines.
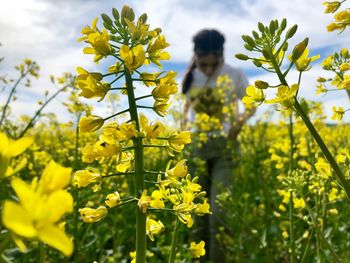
0, 0, 349, 124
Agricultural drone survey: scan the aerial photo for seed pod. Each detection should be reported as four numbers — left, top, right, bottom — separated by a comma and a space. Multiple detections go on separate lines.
286, 24, 298, 39
291, 38, 308, 61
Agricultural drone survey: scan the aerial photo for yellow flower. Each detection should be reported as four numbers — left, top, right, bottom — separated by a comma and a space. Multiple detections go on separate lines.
81, 19, 113, 63
0, 132, 33, 177
151, 71, 178, 102
76, 67, 110, 99
138, 190, 151, 213
315, 157, 331, 178
1, 162, 74, 256
79, 206, 108, 223
339, 63, 350, 71
340, 75, 350, 89
166, 159, 188, 178
146, 35, 171, 68
331, 106, 345, 121
153, 101, 171, 117
321, 55, 334, 69
293, 197, 305, 209
116, 152, 134, 172
189, 241, 206, 258
168, 131, 191, 152
146, 217, 164, 241
265, 84, 298, 110
79, 115, 104, 133
105, 191, 122, 208
195, 200, 211, 216
73, 168, 102, 189
140, 114, 164, 139
290, 48, 320, 71
323, 1, 341, 13
38, 160, 72, 194
120, 44, 146, 71
149, 190, 164, 209
242, 85, 265, 105
139, 72, 161, 87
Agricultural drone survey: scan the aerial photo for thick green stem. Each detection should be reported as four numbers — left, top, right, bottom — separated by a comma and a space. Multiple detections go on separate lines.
125, 69, 146, 263
267, 47, 350, 202
168, 218, 179, 263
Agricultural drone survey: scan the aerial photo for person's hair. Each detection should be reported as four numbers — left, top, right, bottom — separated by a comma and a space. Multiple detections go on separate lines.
182, 29, 225, 94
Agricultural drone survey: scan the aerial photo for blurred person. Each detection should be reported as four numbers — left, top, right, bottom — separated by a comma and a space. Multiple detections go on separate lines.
182, 29, 254, 262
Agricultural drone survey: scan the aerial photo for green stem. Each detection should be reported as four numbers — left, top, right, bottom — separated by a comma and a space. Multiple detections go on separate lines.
267, 46, 350, 202
288, 114, 295, 263
103, 108, 130, 121
304, 200, 340, 263
0, 70, 29, 127
17, 85, 67, 138
125, 69, 146, 263
168, 218, 179, 263
135, 94, 153, 101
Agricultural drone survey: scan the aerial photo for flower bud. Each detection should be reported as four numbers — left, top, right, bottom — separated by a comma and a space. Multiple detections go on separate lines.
255, 80, 269, 89
121, 5, 135, 25
286, 24, 298, 39
291, 38, 309, 61
235, 54, 249, 60
341, 48, 349, 58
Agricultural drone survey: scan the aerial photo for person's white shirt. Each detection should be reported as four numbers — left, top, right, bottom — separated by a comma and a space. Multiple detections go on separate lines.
185, 63, 249, 134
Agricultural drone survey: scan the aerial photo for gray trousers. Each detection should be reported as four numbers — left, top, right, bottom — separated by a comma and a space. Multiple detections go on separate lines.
189, 136, 236, 263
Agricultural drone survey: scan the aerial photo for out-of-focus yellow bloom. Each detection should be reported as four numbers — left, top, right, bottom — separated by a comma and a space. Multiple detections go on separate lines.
328, 208, 339, 215
277, 189, 291, 204
166, 159, 188, 178
79, 115, 104, 133
105, 191, 121, 208
293, 197, 305, 209
323, 1, 341, 13
282, 231, 289, 239
38, 160, 72, 194
315, 157, 331, 178
1, 161, 73, 256
340, 75, 350, 89
73, 168, 102, 191
242, 85, 265, 105
79, 206, 108, 223
195, 200, 211, 216
339, 63, 350, 71
0, 132, 33, 177
146, 217, 164, 241
316, 84, 328, 95
138, 190, 151, 213
321, 55, 334, 69
331, 106, 345, 121
168, 131, 191, 152
120, 44, 145, 71
76, 67, 110, 99
189, 241, 206, 258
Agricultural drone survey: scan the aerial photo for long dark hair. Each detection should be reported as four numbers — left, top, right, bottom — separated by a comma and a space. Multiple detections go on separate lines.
182, 29, 225, 94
